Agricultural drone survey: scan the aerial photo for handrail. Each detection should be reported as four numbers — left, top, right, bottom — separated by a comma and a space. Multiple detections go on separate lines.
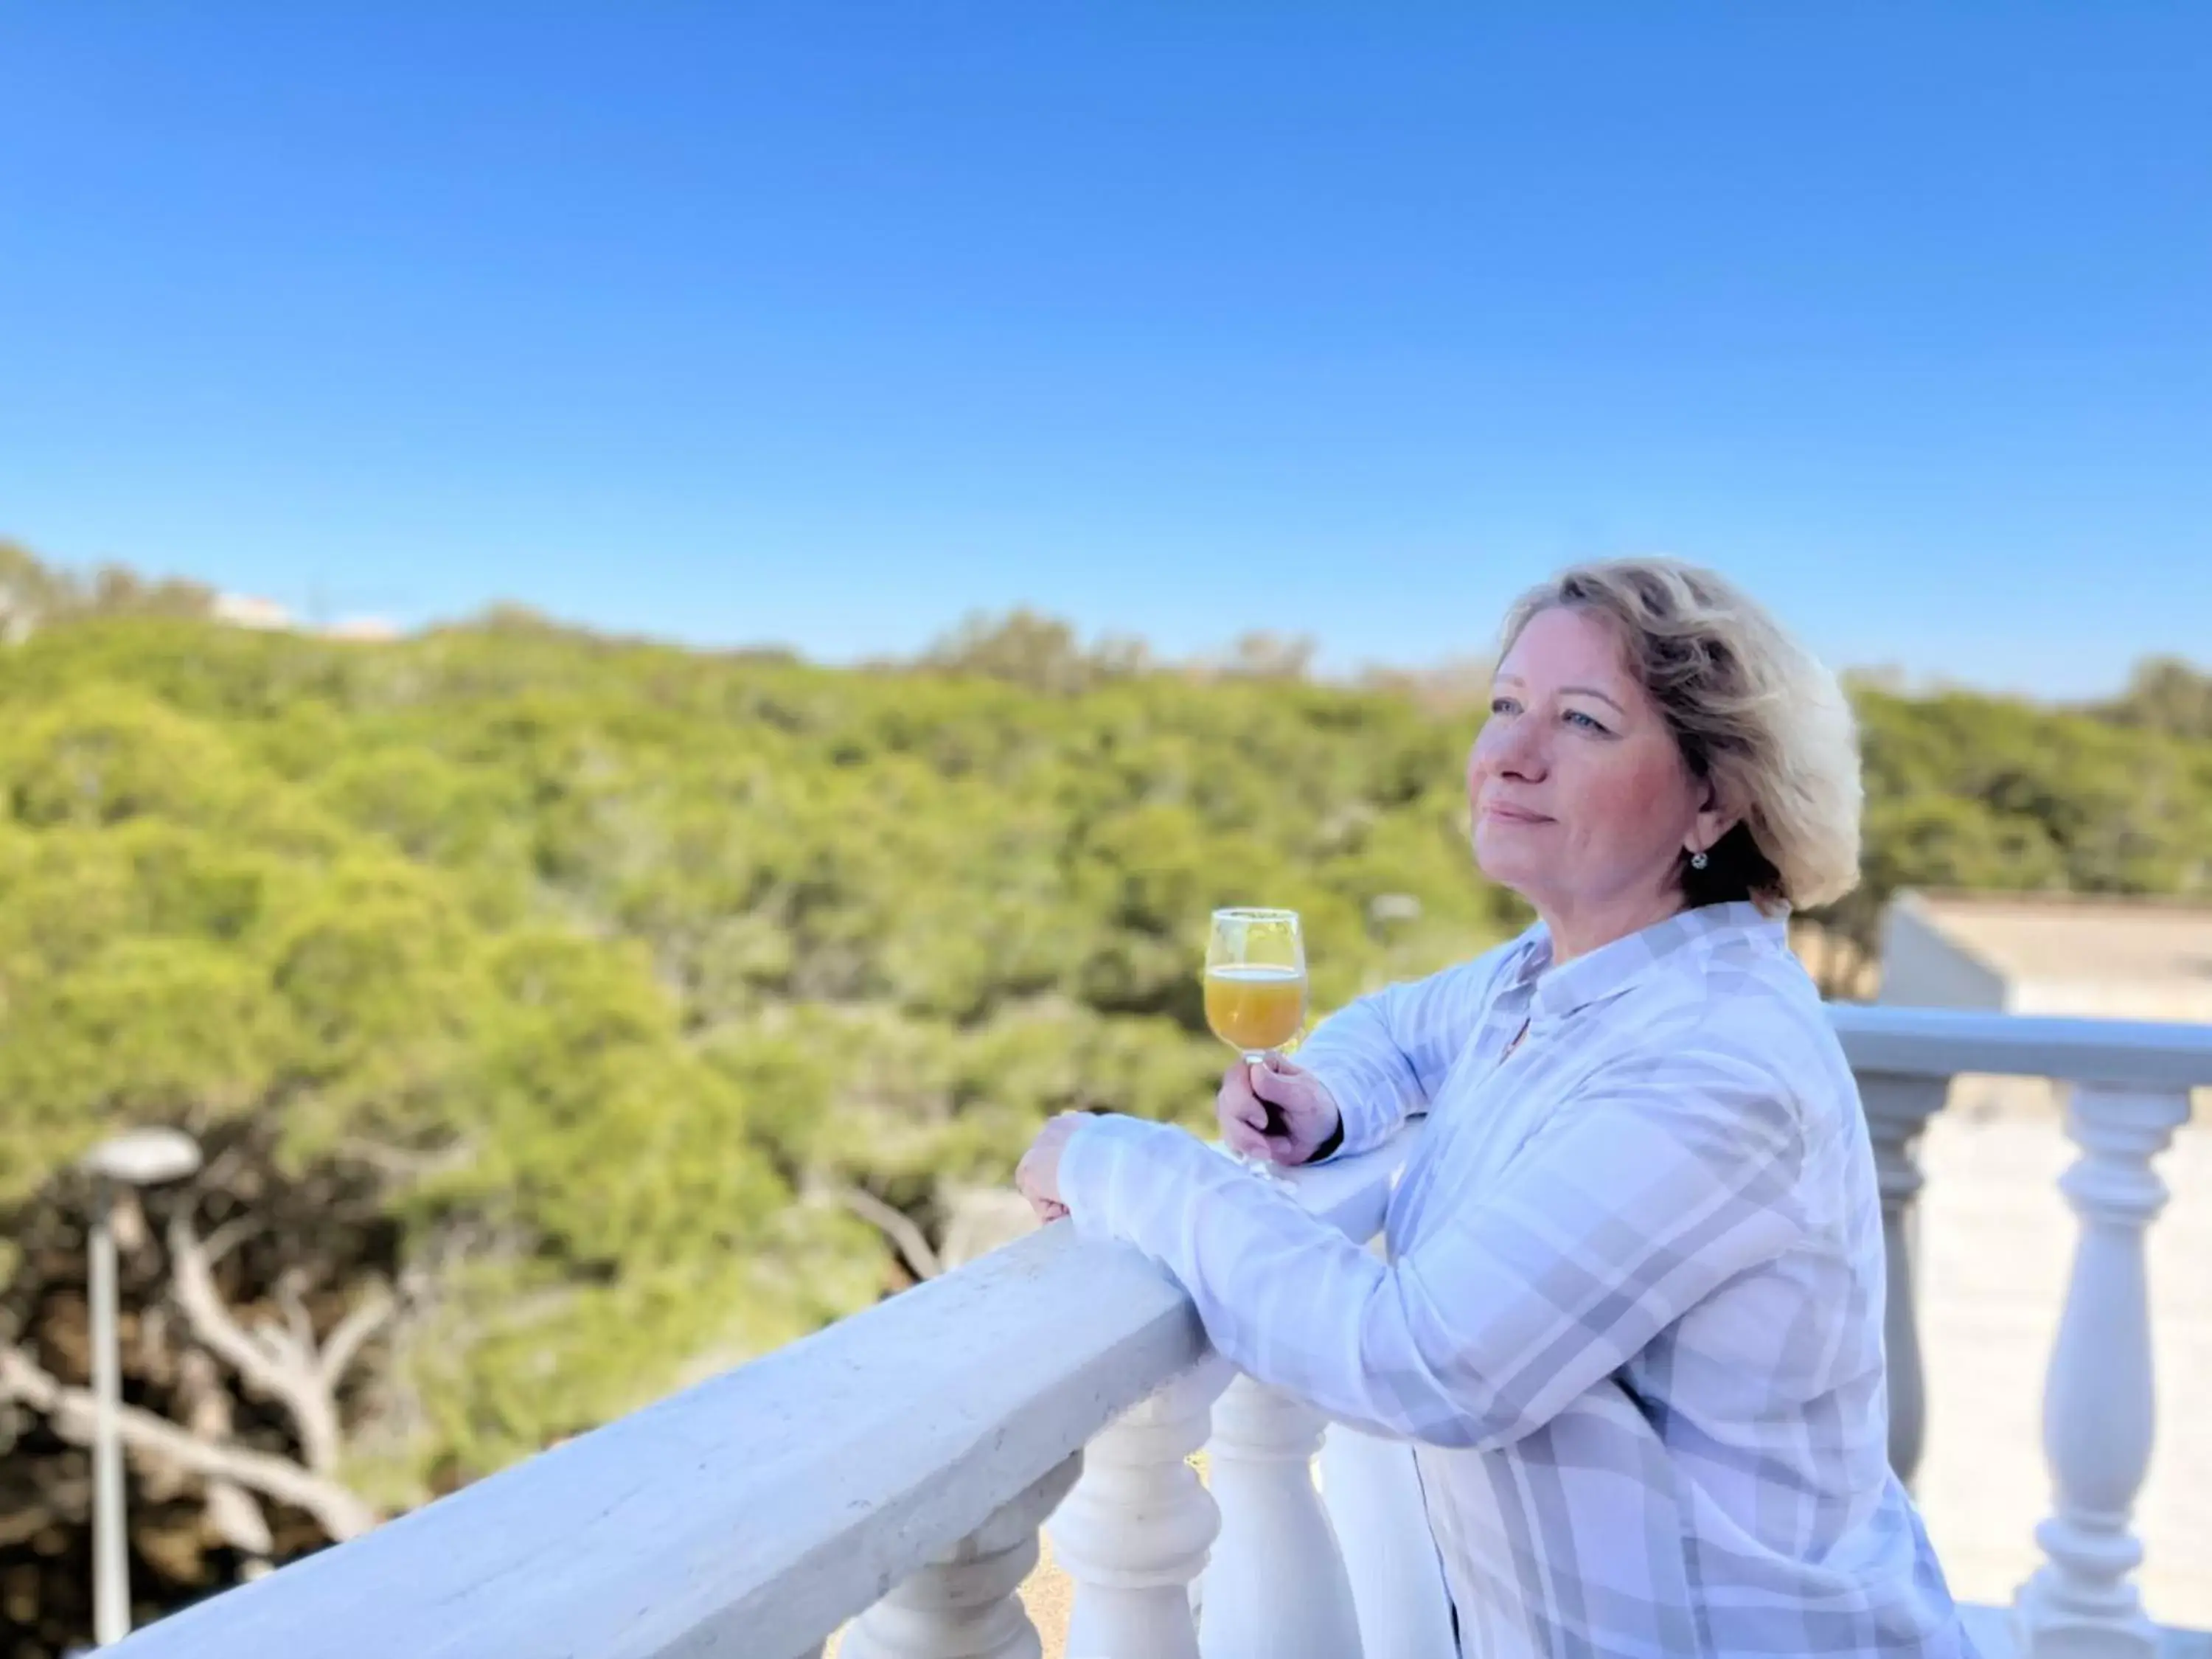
115, 1135, 1408, 1659
1829, 1004, 2212, 1091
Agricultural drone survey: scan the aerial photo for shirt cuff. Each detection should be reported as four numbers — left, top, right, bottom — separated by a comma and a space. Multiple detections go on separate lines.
1059, 1113, 1168, 1239
1057, 1113, 1245, 1251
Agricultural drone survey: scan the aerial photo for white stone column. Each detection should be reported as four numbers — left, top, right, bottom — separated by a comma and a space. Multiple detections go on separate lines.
1197, 1373, 1362, 1659
1317, 1425, 1458, 1659
843, 1455, 1082, 1659
1857, 1070, 1950, 1488
1051, 1363, 1229, 1659
2014, 1082, 2191, 1659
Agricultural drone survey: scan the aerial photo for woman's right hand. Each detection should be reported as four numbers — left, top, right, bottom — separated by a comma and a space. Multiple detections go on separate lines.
1217, 1052, 1340, 1166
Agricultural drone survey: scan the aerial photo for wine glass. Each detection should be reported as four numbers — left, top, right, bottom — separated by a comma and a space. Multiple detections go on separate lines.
1204, 907, 1308, 1060
1205, 908, 1308, 1174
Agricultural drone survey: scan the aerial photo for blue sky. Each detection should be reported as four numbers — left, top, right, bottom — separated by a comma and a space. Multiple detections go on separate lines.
2, 6, 2207, 697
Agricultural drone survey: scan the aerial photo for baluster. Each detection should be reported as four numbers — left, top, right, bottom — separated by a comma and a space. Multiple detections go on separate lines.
1857, 1071, 1950, 1486
843, 1455, 1082, 1659
2014, 1083, 2190, 1659
1317, 1424, 1458, 1659
1050, 1361, 1229, 1659
1197, 1373, 1362, 1659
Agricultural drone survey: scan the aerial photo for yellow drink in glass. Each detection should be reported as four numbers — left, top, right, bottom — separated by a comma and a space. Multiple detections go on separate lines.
1204, 964, 1309, 1054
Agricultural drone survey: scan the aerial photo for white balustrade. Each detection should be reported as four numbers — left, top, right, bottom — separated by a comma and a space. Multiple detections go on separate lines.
1832, 1011, 2212, 1657
844, 1456, 1082, 1659
1858, 1071, 1952, 1486
1050, 1362, 1229, 1659
1197, 1373, 1363, 1659
2013, 1084, 2191, 1659
1317, 1425, 1460, 1659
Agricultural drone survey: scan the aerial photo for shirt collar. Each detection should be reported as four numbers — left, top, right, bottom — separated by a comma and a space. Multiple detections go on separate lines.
1504, 900, 1786, 1022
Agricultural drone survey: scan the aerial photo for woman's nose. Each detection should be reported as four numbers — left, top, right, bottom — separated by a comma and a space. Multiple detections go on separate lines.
1480, 720, 1546, 779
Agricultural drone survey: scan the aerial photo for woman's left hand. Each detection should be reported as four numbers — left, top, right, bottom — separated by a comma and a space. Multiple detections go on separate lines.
1015, 1112, 1090, 1222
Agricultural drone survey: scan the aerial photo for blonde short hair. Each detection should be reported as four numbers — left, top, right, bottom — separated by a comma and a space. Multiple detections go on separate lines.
1500, 558, 1863, 912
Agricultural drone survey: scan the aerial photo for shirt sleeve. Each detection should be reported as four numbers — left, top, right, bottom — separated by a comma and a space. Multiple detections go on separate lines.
1055, 1034, 1807, 1449
1292, 947, 1506, 1160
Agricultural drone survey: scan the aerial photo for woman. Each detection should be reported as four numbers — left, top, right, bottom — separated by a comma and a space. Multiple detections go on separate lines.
1016, 559, 1971, 1658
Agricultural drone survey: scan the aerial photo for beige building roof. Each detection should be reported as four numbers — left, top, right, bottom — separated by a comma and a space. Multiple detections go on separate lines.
1884, 890, 2212, 1025
1899, 891, 2212, 984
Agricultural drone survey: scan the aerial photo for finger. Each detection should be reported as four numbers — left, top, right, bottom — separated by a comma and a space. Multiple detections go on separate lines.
1217, 1068, 1264, 1123
1222, 1115, 1270, 1157
1221, 1098, 1272, 1150
1217, 1075, 1267, 1126
1215, 1077, 1268, 1142
1222, 1121, 1270, 1159
1245, 1065, 1293, 1138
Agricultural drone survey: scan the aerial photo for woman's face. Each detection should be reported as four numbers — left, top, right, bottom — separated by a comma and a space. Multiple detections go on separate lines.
1469, 605, 1725, 938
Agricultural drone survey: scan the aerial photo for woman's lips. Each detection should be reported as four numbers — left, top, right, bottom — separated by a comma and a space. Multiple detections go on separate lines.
1480, 801, 1553, 824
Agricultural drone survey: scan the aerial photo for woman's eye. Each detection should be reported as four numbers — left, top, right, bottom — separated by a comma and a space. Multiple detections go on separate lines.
1564, 709, 1608, 732
1488, 696, 1517, 715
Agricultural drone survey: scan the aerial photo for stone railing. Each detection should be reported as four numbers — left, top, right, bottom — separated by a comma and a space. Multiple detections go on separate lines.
111, 1006, 2212, 1659
112, 1126, 1449, 1659
1832, 1006, 2211, 1659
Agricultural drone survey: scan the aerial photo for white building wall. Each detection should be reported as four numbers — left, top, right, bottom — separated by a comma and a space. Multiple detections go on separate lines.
1878, 899, 2011, 1012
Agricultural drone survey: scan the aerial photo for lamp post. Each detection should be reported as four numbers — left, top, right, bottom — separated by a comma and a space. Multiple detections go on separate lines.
80, 1128, 202, 1648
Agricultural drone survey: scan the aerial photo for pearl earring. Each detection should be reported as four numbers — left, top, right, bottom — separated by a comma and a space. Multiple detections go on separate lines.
1690, 849, 1709, 870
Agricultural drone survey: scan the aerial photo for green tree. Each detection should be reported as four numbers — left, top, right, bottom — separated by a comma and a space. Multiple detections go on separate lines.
2099, 654, 2212, 742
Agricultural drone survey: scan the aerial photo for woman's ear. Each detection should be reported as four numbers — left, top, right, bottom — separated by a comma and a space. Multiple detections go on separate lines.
1687, 783, 1736, 860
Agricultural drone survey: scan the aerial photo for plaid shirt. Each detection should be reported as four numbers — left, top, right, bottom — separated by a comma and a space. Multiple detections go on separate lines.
1060, 902, 1971, 1658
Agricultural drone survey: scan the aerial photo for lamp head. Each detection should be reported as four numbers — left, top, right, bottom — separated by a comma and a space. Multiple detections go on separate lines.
82, 1129, 203, 1188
